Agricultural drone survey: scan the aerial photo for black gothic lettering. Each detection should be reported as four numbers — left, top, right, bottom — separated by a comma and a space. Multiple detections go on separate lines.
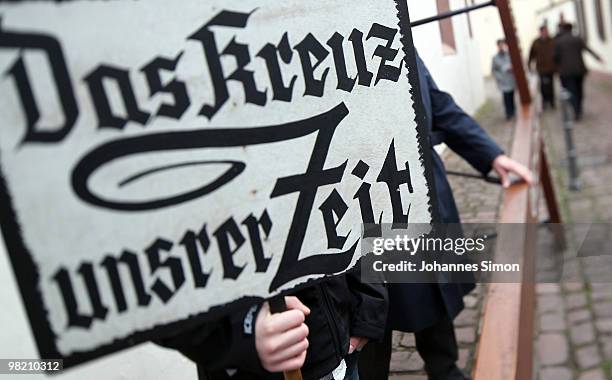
377, 140, 414, 224
348, 28, 374, 87
366, 23, 402, 84
53, 264, 108, 329
351, 160, 376, 226
179, 225, 211, 288
141, 52, 190, 120
189, 10, 266, 119
294, 33, 330, 97
269, 103, 356, 291
319, 189, 349, 249
256, 33, 297, 102
213, 218, 246, 280
242, 210, 273, 272
0, 25, 78, 143
84, 65, 150, 129
100, 250, 151, 312
145, 238, 186, 303
326, 32, 357, 92
72, 105, 344, 211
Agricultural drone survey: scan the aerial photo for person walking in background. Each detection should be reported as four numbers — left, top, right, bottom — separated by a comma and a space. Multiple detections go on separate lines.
555, 22, 604, 120
529, 25, 557, 109
492, 39, 517, 120
555, 13, 568, 38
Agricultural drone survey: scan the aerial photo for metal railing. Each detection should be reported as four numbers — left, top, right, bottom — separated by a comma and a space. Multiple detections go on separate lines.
415, 1, 565, 379
471, 2, 564, 379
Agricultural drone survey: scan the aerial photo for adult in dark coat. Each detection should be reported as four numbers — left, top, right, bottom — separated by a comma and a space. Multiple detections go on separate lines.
529, 25, 557, 109
359, 55, 533, 380
555, 23, 603, 120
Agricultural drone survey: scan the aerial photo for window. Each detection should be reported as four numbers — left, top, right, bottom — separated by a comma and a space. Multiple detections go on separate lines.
437, 0, 457, 54
594, 0, 607, 41
576, 0, 589, 41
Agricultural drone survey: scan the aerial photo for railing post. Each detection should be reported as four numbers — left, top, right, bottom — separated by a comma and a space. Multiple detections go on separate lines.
472, 103, 539, 380
560, 90, 582, 191
462, 2, 565, 379
496, 0, 532, 106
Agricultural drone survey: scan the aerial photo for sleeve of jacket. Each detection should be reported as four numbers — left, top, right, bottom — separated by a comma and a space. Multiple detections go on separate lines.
422, 62, 504, 175
528, 41, 536, 69
346, 267, 388, 342
154, 304, 266, 375
582, 39, 602, 61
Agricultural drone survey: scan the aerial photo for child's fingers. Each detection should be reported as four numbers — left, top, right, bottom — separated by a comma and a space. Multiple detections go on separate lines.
267, 338, 309, 364
270, 350, 308, 372
285, 296, 310, 315
267, 310, 306, 333
263, 323, 309, 354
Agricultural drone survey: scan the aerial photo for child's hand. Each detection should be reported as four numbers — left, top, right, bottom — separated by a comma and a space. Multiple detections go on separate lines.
348, 337, 368, 354
255, 297, 310, 372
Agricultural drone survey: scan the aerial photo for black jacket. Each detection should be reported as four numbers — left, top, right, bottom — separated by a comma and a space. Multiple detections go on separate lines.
157, 268, 387, 380
554, 32, 591, 77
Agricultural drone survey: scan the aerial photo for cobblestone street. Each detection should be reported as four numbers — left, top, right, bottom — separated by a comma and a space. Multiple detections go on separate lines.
389, 72, 612, 379
534, 72, 612, 380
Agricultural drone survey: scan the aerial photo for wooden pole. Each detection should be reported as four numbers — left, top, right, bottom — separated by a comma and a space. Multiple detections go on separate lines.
472, 95, 538, 380
269, 297, 304, 380
540, 139, 568, 250
473, 2, 565, 379
497, 0, 532, 106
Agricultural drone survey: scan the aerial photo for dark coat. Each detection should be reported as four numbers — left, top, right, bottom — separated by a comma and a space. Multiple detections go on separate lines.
554, 32, 590, 77
387, 56, 503, 332
157, 269, 388, 380
529, 37, 557, 75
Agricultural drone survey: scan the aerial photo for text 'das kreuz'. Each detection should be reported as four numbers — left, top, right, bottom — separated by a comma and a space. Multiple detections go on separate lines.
1, 9, 405, 145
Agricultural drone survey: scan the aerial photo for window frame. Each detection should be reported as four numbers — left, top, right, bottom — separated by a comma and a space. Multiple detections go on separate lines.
436, 0, 458, 55
594, 0, 607, 41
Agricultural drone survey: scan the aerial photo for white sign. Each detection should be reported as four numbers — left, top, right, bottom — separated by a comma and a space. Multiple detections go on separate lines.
0, 0, 434, 367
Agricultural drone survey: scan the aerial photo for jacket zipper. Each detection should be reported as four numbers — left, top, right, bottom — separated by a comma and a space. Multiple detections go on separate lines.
317, 284, 343, 361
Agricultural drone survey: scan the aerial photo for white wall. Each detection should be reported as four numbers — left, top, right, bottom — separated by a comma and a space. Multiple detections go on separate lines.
537, 1, 577, 32
408, 0, 487, 114
471, 0, 552, 76
471, 4, 505, 76
581, 0, 612, 73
